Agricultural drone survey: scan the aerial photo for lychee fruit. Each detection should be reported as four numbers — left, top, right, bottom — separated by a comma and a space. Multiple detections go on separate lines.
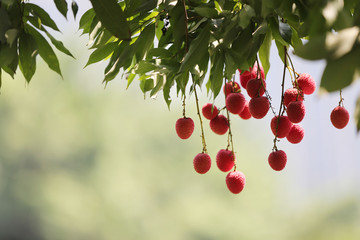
286, 124, 304, 144
175, 117, 194, 139
286, 100, 306, 123
239, 101, 252, 120
268, 150, 287, 171
210, 115, 229, 135
216, 149, 235, 172
249, 96, 270, 119
193, 153, 211, 174
330, 106, 350, 129
296, 73, 316, 95
226, 171, 246, 194
223, 81, 240, 96
226, 92, 246, 114
283, 88, 304, 107
239, 64, 265, 89
270, 116, 292, 138
246, 78, 266, 98
202, 103, 218, 120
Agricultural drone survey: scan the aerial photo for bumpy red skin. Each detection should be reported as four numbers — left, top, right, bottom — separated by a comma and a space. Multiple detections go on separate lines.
268, 150, 287, 171
202, 103, 219, 120
286, 124, 304, 144
226, 93, 246, 114
193, 153, 211, 174
223, 81, 241, 96
270, 116, 292, 138
216, 149, 235, 172
175, 117, 194, 139
226, 171, 246, 194
210, 115, 229, 135
330, 106, 350, 129
287, 101, 306, 123
239, 64, 265, 89
246, 78, 266, 98
239, 101, 252, 120
297, 73, 316, 95
283, 88, 304, 107
249, 96, 270, 119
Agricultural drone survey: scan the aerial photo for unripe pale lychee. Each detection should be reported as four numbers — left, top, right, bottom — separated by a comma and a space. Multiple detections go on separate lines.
226, 171, 246, 194
239, 101, 252, 120
286, 124, 304, 144
286, 100, 306, 123
270, 116, 292, 138
330, 106, 349, 129
216, 149, 235, 172
296, 73, 316, 95
175, 117, 194, 139
193, 153, 211, 174
283, 88, 304, 107
268, 150, 287, 171
210, 115, 229, 135
239, 64, 265, 89
223, 81, 240, 96
226, 92, 246, 114
202, 103, 218, 120
249, 96, 270, 119
246, 78, 266, 98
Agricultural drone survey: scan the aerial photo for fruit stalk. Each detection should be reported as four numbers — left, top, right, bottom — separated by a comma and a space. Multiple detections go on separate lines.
194, 86, 207, 153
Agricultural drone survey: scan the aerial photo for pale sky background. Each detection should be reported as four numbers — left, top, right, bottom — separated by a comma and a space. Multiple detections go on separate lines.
17, 0, 360, 208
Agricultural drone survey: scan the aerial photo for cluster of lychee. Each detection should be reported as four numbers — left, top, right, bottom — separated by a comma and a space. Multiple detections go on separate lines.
175, 63, 350, 195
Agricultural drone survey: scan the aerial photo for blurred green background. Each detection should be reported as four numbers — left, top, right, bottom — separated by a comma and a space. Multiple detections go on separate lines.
0, 1, 360, 240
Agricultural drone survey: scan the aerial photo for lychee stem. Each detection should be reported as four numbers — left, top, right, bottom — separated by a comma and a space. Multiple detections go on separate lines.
339, 89, 344, 107
224, 79, 237, 170
256, 56, 276, 115
194, 86, 207, 153
182, 94, 186, 118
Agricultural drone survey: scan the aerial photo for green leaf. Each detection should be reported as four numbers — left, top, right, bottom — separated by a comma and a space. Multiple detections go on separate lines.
238, 4, 255, 29
53, 0, 68, 19
25, 25, 62, 77
5, 28, 19, 47
135, 23, 155, 61
275, 40, 286, 63
179, 24, 210, 73
147, 48, 173, 59
269, 17, 289, 47
194, 6, 218, 18
0, 43, 16, 67
320, 47, 360, 92
169, 1, 185, 50
71, 1, 79, 19
18, 32, 37, 82
126, 73, 136, 89
355, 95, 360, 132
0, 8, 11, 43
85, 41, 117, 67
279, 21, 292, 44
26, 3, 60, 31
79, 9, 95, 34
259, 28, 272, 77
140, 77, 154, 93
44, 31, 74, 58
209, 50, 224, 99
89, 0, 131, 40
150, 74, 165, 97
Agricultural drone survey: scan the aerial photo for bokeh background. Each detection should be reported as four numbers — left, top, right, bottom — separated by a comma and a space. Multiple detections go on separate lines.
0, 1, 359, 239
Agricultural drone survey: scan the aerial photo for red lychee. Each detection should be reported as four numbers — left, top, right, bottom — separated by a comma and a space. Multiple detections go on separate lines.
330, 106, 350, 129
223, 81, 241, 96
249, 96, 270, 119
226, 171, 246, 194
270, 116, 292, 138
283, 88, 304, 107
226, 92, 246, 114
239, 101, 252, 120
286, 124, 304, 144
175, 117, 194, 139
210, 115, 229, 135
268, 150, 287, 171
193, 153, 211, 174
296, 73, 316, 95
239, 63, 265, 89
286, 100, 306, 123
202, 103, 219, 120
216, 149, 235, 172
246, 78, 266, 98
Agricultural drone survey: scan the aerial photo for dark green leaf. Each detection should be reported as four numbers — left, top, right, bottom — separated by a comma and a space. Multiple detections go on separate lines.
18, 32, 37, 82
169, 1, 185, 50
0, 8, 11, 43
1, 0, 15, 7
209, 50, 224, 99
135, 61, 157, 74
45, 31, 74, 58
269, 17, 289, 47
194, 6, 218, 18
259, 28, 272, 77
79, 9, 95, 34
147, 48, 173, 59
135, 23, 155, 61
279, 21, 292, 44
275, 40, 286, 63
163, 74, 175, 109
25, 24, 62, 77
72, 1, 79, 19
0, 43, 16, 67
89, 0, 131, 40
85, 41, 117, 67
54, 0, 68, 19
26, 3, 60, 31
5, 29, 19, 47
2, 54, 18, 78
